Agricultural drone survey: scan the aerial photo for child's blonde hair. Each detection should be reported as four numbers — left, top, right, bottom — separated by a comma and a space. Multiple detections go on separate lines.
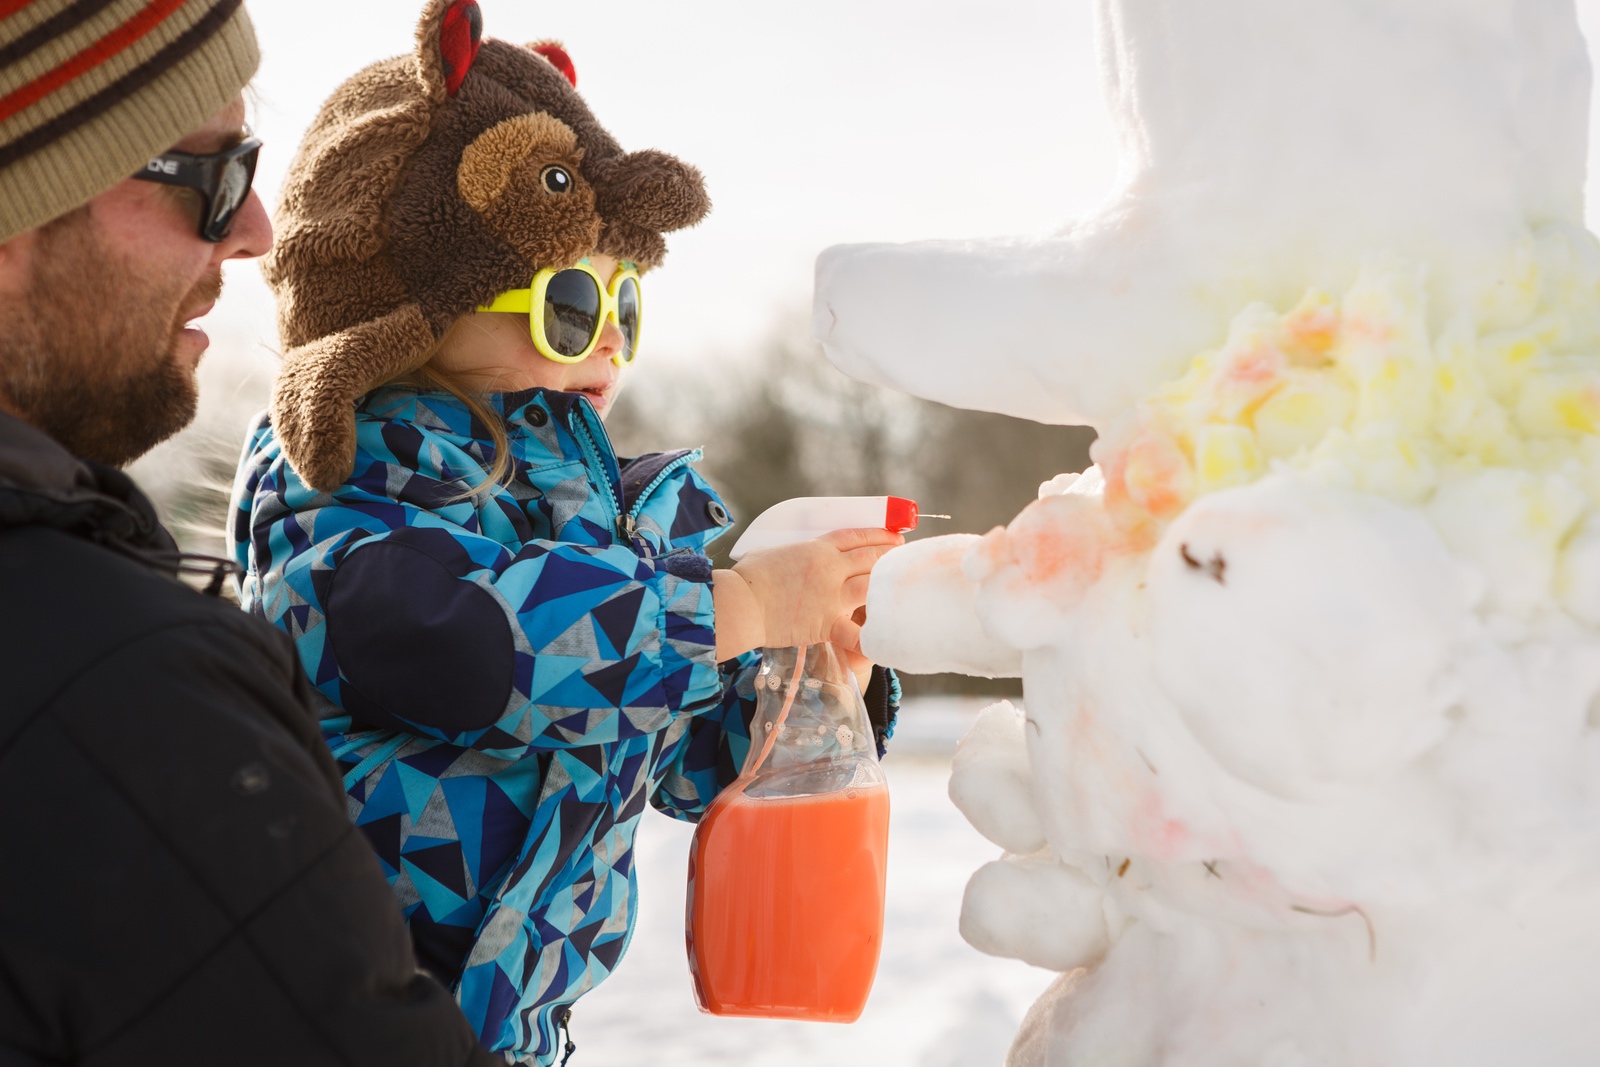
400, 361, 516, 497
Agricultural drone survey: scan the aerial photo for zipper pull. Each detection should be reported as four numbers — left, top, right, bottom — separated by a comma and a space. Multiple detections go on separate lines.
558, 1007, 577, 1067
616, 513, 638, 540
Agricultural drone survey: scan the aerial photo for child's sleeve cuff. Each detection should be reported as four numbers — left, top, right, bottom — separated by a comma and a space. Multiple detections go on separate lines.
864, 666, 901, 758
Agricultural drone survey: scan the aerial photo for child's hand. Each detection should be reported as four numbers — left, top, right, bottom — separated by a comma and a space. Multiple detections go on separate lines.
712, 528, 904, 659
840, 606, 876, 693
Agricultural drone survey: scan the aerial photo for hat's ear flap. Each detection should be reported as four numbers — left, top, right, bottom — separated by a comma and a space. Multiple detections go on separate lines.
416, 0, 484, 104
271, 304, 438, 492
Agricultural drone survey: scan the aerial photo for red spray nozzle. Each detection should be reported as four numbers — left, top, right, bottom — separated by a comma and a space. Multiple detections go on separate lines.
884, 496, 918, 533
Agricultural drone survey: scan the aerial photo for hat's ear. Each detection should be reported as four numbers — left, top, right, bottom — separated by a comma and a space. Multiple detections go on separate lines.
416, 0, 484, 104
529, 40, 578, 87
271, 304, 438, 492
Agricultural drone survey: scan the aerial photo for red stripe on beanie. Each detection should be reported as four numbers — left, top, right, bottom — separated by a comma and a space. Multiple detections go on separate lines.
0, 0, 192, 124
0, 0, 41, 20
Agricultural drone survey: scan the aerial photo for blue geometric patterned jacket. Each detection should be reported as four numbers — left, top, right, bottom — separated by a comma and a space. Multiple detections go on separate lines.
228, 384, 767, 1064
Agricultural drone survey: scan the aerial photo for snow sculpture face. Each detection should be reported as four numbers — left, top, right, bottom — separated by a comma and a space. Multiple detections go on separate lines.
816, 1, 1600, 1060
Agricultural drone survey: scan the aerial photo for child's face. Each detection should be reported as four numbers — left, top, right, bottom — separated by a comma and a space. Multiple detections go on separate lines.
431, 253, 631, 416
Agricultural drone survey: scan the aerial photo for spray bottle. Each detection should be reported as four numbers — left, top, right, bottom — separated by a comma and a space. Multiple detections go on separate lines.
686, 497, 931, 1021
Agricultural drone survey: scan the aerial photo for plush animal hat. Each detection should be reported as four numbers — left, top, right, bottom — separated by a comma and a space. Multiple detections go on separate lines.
264, 0, 710, 491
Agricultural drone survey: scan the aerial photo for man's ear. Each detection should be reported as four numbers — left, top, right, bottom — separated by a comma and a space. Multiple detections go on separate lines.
416, 0, 484, 104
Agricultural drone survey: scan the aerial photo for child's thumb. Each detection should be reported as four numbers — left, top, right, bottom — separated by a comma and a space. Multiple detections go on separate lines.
829, 614, 864, 653
818, 527, 906, 551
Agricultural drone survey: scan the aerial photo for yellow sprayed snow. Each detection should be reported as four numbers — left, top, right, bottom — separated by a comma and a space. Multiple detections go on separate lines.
1107, 230, 1600, 539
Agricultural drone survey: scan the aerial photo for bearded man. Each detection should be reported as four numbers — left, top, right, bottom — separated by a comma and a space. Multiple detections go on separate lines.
0, 4, 497, 1064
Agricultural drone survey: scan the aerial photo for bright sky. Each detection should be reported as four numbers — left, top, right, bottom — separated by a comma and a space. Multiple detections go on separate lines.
208, 0, 1600, 372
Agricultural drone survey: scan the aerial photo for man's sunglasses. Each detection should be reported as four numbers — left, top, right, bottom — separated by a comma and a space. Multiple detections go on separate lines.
132, 137, 261, 242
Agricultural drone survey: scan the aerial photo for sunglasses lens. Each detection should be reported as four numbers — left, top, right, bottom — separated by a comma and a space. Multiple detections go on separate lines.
543, 269, 602, 358
615, 276, 641, 363
207, 163, 246, 234
204, 145, 258, 240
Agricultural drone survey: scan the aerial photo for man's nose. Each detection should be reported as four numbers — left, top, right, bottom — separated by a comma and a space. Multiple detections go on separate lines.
215, 188, 273, 263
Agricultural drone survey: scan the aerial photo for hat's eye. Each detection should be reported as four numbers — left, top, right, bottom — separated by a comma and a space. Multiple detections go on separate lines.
541, 165, 572, 194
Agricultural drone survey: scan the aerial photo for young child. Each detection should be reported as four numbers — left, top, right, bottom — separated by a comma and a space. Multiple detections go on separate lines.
228, 3, 901, 1064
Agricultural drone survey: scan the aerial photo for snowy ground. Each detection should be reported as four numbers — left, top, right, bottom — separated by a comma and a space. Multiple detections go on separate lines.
575, 697, 1055, 1067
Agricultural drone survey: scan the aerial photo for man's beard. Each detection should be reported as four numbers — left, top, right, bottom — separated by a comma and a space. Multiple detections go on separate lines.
0, 209, 218, 467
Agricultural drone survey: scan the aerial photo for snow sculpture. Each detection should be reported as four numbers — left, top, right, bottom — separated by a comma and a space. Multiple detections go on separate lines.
815, 1, 1600, 1062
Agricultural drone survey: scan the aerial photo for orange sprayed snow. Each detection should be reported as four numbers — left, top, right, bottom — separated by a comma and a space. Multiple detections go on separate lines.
1211, 343, 1290, 421
1224, 344, 1285, 388
1120, 426, 1195, 520
1339, 315, 1393, 345
1008, 495, 1111, 590
1131, 788, 1194, 858
1281, 300, 1340, 363
964, 525, 1017, 583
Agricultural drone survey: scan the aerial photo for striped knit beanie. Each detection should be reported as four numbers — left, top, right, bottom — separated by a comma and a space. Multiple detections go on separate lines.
0, 0, 259, 242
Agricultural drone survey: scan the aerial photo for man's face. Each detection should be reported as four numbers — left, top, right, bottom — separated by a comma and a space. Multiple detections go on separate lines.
0, 96, 272, 465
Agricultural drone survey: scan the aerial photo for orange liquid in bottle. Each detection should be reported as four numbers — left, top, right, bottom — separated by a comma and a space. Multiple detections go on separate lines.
688, 785, 890, 1021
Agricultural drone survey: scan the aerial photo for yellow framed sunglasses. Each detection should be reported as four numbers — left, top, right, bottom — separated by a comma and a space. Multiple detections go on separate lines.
478, 259, 642, 366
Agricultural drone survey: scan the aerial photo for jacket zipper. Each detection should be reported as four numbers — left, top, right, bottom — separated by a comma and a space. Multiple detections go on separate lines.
567, 405, 630, 539
625, 449, 703, 525
568, 405, 705, 545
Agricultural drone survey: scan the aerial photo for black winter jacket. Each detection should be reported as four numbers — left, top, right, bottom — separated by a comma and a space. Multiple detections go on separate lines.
0, 412, 500, 1067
